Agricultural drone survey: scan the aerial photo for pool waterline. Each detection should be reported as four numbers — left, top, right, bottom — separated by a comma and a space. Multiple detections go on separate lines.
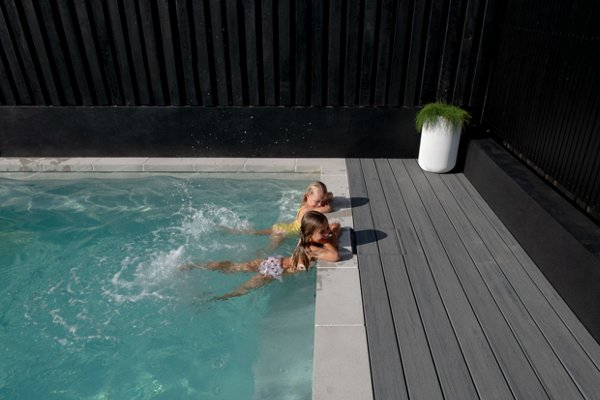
0, 157, 373, 400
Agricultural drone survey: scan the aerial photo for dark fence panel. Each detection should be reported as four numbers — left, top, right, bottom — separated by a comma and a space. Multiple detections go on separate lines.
0, 0, 495, 108
483, 0, 600, 222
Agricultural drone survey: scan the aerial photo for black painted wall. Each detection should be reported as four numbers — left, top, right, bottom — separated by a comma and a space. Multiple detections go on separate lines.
483, 0, 600, 223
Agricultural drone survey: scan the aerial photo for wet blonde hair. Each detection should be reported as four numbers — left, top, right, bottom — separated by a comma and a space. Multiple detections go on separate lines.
290, 211, 329, 270
301, 181, 332, 206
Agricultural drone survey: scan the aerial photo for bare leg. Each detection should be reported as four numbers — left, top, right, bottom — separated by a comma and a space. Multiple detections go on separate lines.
179, 259, 262, 273
266, 233, 287, 250
222, 226, 273, 236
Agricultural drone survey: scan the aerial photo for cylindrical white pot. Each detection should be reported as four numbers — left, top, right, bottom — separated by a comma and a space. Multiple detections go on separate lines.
417, 117, 462, 173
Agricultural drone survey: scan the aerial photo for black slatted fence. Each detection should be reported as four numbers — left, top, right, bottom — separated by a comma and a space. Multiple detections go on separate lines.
0, 0, 495, 107
483, 0, 600, 222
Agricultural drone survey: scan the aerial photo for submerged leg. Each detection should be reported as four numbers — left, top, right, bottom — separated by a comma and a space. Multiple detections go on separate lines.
221, 226, 273, 236
179, 259, 262, 273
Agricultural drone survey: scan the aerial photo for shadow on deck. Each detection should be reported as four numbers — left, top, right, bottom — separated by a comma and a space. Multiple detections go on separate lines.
347, 158, 600, 400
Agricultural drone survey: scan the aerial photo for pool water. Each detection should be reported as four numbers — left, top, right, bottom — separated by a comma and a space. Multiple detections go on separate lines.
0, 176, 316, 400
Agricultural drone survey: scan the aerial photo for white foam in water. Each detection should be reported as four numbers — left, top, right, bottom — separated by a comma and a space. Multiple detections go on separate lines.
278, 190, 301, 221
180, 203, 251, 238
107, 246, 186, 304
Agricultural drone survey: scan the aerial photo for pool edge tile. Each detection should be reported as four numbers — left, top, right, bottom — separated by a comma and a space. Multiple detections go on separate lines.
244, 158, 296, 172
315, 267, 364, 326
193, 158, 247, 172
92, 158, 149, 172
312, 325, 373, 400
143, 158, 196, 171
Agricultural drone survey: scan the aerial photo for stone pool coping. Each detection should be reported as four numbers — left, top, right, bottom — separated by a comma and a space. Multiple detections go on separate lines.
0, 157, 373, 400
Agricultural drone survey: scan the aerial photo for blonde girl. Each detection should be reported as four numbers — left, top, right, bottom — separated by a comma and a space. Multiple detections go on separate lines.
182, 211, 340, 299
270, 181, 333, 235
228, 181, 334, 248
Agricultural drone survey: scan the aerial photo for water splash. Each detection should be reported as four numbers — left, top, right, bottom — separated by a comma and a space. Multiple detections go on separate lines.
107, 246, 186, 304
179, 203, 251, 238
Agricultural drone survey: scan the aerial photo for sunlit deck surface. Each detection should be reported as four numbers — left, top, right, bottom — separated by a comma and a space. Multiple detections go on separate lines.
347, 159, 600, 400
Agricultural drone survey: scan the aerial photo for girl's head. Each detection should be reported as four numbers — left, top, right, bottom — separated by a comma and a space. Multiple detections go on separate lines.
302, 181, 331, 207
291, 211, 331, 269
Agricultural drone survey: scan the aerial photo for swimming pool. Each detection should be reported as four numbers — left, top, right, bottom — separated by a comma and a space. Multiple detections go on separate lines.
0, 175, 316, 399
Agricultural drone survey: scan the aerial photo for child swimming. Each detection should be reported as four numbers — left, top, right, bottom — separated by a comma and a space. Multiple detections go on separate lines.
181, 211, 340, 299
229, 181, 335, 248
270, 181, 333, 235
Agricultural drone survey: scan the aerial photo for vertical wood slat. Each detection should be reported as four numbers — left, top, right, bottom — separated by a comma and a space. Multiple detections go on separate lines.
21, 0, 61, 104
121, 0, 150, 105
37, 0, 77, 105
548, 36, 586, 185
569, 46, 600, 202
310, 0, 324, 106
343, 0, 360, 105
89, 0, 123, 105
436, 0, 465, 102
327, 0, 342, 105
73, 0, 109, 104
551, 38, 585, 184
387, 0, 410, 106
56, 0, 93, 105
0, 5, 31, 104
0, 47, 16, 104
261, 0, 276, 105
226, 0, 244, 105
418, 0, 445, 103
191, 0, 213, 106
294, 0, 308, 105
278, 0, 291, 105
37, 0, 78, 105
156, 0, 180, 105
451, 0, 478, 104
373, 0, 396, 105
561, 41, 598, 191
137, 0, 164, 105
469, 0, 498, 107
242, 0, 260, 105
175, 0, 198, 105
403, 0, 427, 106
2, 0, 46, 104
358, 0, 377, 105
106, 0, 136, 105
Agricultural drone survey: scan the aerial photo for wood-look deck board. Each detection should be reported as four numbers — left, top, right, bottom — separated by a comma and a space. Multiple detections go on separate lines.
346, 159, 408, 400
362, 159, 443, 400
455, 173, 600, 367
346, 158, 600, 400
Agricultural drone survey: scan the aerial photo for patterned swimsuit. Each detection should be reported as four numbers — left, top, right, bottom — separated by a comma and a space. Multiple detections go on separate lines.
258, 256, 307, 281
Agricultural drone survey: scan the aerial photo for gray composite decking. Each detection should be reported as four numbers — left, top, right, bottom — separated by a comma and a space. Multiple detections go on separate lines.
347, 158, 600, 400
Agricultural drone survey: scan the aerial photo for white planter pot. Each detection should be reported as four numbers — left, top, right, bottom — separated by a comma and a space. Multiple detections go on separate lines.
417, 117, 462, 173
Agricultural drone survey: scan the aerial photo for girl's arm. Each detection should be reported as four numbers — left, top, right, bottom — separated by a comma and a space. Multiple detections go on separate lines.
329, 222, 341, 247
310, 242, 340, 262
215, 274, 272, 300
307, 203, 332, 213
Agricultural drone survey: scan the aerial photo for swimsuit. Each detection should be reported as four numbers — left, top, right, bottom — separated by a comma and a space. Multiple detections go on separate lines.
271, 219, 301, 235
258, 256, 308, 281
258, 256, 284, 281
271, 208, 302, 236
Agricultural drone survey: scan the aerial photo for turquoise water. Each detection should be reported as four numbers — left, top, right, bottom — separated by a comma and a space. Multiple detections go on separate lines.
0, 176, 315, 400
